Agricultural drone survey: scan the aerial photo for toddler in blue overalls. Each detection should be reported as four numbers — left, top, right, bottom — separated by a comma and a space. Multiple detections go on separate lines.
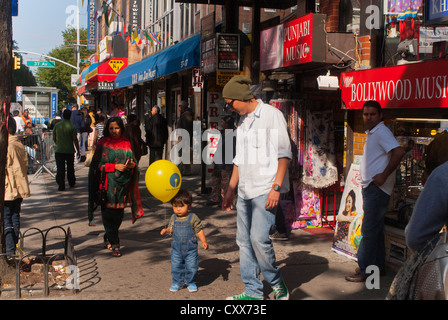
161, 189, 209, 292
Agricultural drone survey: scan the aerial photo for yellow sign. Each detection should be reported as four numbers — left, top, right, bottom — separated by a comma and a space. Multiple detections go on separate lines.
216, 71, 243, 87
108, 59, 125, 73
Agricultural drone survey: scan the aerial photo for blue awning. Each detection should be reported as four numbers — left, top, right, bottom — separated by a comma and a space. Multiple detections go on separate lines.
115, 34, 200, 89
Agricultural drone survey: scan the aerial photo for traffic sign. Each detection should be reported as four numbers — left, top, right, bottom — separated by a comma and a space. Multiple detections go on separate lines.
26, 61, 55, 68
80, 59, 90, 63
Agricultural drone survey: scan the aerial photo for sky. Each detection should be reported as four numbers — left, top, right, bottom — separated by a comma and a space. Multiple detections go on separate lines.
12, 0, 88, 64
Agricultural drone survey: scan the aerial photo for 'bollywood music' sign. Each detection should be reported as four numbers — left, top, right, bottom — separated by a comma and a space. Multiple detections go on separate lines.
341, 59, 448, 109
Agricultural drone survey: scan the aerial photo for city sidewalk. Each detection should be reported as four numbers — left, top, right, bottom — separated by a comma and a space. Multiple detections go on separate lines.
11, 155, 396, 300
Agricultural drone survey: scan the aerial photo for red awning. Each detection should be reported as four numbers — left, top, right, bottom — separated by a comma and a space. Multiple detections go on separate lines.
85, 58, 128, 83
341, 59, 448, 109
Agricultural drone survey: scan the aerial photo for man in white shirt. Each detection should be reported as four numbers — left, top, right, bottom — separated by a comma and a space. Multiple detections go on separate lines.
345, 100, 404, 282
13, 110, 25, 134
222, 76, 292, 300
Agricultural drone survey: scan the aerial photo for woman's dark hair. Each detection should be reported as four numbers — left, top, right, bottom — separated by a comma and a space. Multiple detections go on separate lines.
171, 189, 192, 206
8, 114, 16, 134
103, 116, 125, 138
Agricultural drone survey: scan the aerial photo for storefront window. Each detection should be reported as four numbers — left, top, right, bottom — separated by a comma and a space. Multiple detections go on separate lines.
385, 118, 448, 228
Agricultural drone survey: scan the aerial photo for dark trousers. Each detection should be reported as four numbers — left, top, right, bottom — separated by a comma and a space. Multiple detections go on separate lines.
150, 147, 164, 164
4, 198, 23, 254
101, 207, 124, 246
55, 152, 76, 188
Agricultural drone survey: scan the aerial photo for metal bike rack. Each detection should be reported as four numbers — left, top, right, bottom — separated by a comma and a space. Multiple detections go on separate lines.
0, 226, 77, 299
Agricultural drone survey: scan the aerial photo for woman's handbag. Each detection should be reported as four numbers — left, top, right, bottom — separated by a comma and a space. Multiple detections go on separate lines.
413, 232, 448, 299
94, 166, 107, 206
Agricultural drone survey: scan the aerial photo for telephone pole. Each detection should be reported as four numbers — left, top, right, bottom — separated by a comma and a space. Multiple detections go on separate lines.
0, 0, 13, 255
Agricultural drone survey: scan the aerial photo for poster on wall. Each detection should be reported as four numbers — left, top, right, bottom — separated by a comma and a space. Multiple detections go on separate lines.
332, 164, 364, 260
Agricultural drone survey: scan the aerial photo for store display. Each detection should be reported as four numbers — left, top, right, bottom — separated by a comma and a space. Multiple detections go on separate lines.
302, 109, 338, 189
332, 164, 364, 260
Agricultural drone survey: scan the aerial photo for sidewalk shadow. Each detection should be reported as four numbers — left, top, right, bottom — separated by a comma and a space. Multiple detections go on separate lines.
197, 258, 232, 286
274, 251, 329, 300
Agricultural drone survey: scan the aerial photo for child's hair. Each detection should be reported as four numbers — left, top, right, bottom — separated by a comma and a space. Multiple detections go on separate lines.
171, 189, 192, 206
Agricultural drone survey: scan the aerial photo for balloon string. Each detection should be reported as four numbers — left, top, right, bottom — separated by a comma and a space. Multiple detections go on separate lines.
162, 202, 170, 239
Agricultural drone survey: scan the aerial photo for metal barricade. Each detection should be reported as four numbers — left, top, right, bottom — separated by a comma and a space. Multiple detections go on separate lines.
17, 130, 56, 180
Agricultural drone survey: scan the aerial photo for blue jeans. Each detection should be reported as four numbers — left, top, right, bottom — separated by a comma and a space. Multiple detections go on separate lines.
4, 198, 23, 254
171, 214, 198, 286
357, 183, 391, 275
236, 194, 282, 298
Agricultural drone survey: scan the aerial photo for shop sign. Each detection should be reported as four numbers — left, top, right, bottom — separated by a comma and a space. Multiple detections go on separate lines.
260, 13, 325, 71
98, 36, 112, 63
201, 37, 216, 74
216, 33, 240, 71
282, 14, 313, 66
98, 82, 114, 91
216, 71, 243, 87
87, 0, 97, 51
427, 0, 448, 24
192, 68, 204, 89
341, 59, 448, 109
108, 59, 126, 73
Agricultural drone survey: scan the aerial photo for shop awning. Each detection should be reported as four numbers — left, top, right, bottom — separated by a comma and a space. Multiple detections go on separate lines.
341, 59, 448, 109
114, 34, 201, 89
79, 62, 98, 86
86, 58, 128, 83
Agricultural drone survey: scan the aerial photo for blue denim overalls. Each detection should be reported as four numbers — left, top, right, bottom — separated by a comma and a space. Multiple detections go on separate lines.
171, 214, 199, 286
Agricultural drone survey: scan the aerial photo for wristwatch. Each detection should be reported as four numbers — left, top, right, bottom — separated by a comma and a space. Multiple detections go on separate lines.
272, 184, 281, 192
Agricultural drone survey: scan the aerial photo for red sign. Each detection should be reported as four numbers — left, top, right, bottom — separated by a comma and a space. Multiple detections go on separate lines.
86, 58, 128, 83
260, 13, 325, 71
341, 59, 448, 109
282, 13, 313, 66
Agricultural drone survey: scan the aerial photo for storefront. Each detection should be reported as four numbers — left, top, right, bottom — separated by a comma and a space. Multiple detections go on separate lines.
339, 58, 448, 268
84, 57, 128, 113
114, 34, 201, 161
258, 13, 353, 233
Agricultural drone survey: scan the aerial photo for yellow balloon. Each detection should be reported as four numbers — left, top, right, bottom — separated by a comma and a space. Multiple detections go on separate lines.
145, 160, 182, 203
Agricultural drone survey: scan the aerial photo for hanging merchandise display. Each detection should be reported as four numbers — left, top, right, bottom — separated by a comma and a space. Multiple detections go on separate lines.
270, 99, 340, 230
302, 109, 338, 188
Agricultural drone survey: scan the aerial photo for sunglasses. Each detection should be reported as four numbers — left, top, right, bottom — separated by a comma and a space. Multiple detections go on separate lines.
224, 99, 235, 111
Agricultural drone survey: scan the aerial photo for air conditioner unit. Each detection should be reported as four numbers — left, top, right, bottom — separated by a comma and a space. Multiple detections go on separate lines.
317, 71, 339, 91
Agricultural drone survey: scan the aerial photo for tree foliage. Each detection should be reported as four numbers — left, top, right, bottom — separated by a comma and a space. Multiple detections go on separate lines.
35, 27, 89, 109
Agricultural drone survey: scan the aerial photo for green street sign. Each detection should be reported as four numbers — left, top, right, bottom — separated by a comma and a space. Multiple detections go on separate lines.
80, 59, 90, 63
26, 61, 55, 68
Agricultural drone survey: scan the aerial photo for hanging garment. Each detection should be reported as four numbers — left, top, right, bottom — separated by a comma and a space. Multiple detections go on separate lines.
302, 110, 338, 188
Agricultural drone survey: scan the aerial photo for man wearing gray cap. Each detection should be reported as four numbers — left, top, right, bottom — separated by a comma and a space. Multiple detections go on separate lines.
222, 75, 292, 300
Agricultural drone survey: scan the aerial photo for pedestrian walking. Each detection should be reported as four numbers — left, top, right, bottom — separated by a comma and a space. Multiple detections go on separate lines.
4, 116, 30, 255
125, 113, 145, 163
70, 104, 87, 162
145, 105, 168, 164
160, 189, 209, 292
53, 109, 80, 191
221, 75, 292, 300
87, 117, 144, 256
176, 100, 194, 175
208, 115, 236, 206
345, 100, 405, 282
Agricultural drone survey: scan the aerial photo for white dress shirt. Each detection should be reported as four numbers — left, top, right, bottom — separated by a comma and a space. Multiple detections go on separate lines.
233, 99, 292, 199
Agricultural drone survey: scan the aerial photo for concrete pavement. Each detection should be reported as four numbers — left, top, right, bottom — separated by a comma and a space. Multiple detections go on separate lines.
8, 155, 396, 300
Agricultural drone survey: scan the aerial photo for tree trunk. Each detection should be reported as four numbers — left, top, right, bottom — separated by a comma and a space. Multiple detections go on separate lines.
0, 0, 13, 254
